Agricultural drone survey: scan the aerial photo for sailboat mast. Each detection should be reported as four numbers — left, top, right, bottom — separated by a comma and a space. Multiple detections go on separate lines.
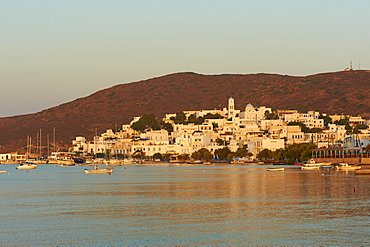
40, 128, 42, 158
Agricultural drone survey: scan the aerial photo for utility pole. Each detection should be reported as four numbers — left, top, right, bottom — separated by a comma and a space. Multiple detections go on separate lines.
53, 127, 56, 153
40, 128, 42, 157
47, 134, 50, 156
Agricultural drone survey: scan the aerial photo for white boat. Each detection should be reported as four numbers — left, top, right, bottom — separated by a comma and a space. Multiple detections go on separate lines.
301, 165, 320, 170
84, 166, 114, 174
305, 159, 331, 167
301, 159, 331, 170
16, 162, 38, 170
186, 160, 203, 164
267, 167, 284, 171
336, 163, 361, 170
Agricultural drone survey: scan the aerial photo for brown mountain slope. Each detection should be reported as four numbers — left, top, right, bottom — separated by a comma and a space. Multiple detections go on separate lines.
1, 70, 370, 153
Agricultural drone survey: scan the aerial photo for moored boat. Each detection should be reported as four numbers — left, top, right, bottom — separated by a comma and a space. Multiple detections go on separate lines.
1, 160, 21, 165
267, 167, 284, 171
186, 160, 203, 164
16, 162, 38, 170
305, 159, 331, 167
301, 165, 320, 170
336, 163, 361, 170
0, 170, 7, 173
84, 166, 114, 174
321, 165, 333, 169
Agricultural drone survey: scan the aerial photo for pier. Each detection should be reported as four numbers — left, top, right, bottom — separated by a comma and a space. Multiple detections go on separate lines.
312, 147, 370, 165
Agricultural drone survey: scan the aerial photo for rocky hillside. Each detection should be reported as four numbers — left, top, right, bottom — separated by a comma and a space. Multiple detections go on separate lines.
1, 70, 369, 153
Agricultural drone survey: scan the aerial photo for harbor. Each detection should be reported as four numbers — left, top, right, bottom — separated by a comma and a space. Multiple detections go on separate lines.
1, 162, 370, 246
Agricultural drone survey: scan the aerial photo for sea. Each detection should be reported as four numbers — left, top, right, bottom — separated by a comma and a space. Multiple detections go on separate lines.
1, 163, 369, 246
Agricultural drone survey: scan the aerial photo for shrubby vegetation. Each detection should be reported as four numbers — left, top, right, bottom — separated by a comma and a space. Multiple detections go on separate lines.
189, 146, 252, 161
318, 114, 332, 127
256, 143, 317, 164
171, 111, 223, 125
131, 114, 161, 132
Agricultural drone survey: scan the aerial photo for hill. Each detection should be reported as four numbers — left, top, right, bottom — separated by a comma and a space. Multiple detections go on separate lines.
1, 70, 370, 153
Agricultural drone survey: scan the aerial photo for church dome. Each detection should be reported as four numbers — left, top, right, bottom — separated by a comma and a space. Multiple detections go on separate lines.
245, 103, 254, 112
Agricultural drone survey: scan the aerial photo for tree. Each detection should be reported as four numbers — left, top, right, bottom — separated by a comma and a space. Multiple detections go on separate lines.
187, 114, 199, 124
111, 125, 121, 133
177, 153, 189, 160
227, 152, 235, 161
162, 122, 174, 133
233, 147, 248, 158
131, 114, 160, 132
257, 149, 272, 160
353, 124, 368, 134
203, 151, 214, 161
284, 143, 317, 162
197, 148, 209, 157
335, 117, 352, 133
203, 113, 223, 119
131, 120, 146, 132
191, 152, 202, 160
172, 111, 187, 124
153, 153, 162, 160
264, 110, 279, 120
271, 148, 285, 160
105, 149, 111, 159
214, 147, 231, 160
319, 114, 332, 127
216, 138, 229, 146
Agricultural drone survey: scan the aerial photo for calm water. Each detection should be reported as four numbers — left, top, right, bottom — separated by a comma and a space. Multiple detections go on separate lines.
1, 163, 369, 246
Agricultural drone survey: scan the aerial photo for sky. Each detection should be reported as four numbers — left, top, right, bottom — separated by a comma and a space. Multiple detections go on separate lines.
1, 0, 369, 117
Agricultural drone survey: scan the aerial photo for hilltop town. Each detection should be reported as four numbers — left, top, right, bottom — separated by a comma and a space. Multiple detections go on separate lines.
67, 97, 369, 163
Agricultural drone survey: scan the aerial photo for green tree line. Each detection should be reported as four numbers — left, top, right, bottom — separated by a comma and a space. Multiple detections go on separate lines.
256, 143, 317, 164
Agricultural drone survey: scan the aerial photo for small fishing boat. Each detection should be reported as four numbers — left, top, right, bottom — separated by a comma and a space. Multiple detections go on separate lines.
321, 165, 333, 169
305, 159, 331, 166
267, 167, 284, 171
84, 166, 114, 174
186, 160, 203, 164
301, 165, 320, 170
0, 170, 7, 173
16, 162, 38, 170
336, 163, 361, 170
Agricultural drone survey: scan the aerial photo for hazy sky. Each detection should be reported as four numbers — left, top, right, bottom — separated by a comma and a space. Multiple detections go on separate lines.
1, 0, 369, 117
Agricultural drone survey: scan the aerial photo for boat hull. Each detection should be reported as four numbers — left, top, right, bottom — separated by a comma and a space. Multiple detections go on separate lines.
267, 167, 284, 171
337, 166, 361, 170
301, 166, 320, 170
16, 163, 38, 169
84, 168, 114, 174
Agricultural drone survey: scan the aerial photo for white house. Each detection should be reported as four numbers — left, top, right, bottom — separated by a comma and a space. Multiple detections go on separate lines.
247, 138, 285, 156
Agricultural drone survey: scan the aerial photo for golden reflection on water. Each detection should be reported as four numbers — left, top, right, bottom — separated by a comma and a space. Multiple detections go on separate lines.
67, 165, 370, 222
2, 164, 370, 245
